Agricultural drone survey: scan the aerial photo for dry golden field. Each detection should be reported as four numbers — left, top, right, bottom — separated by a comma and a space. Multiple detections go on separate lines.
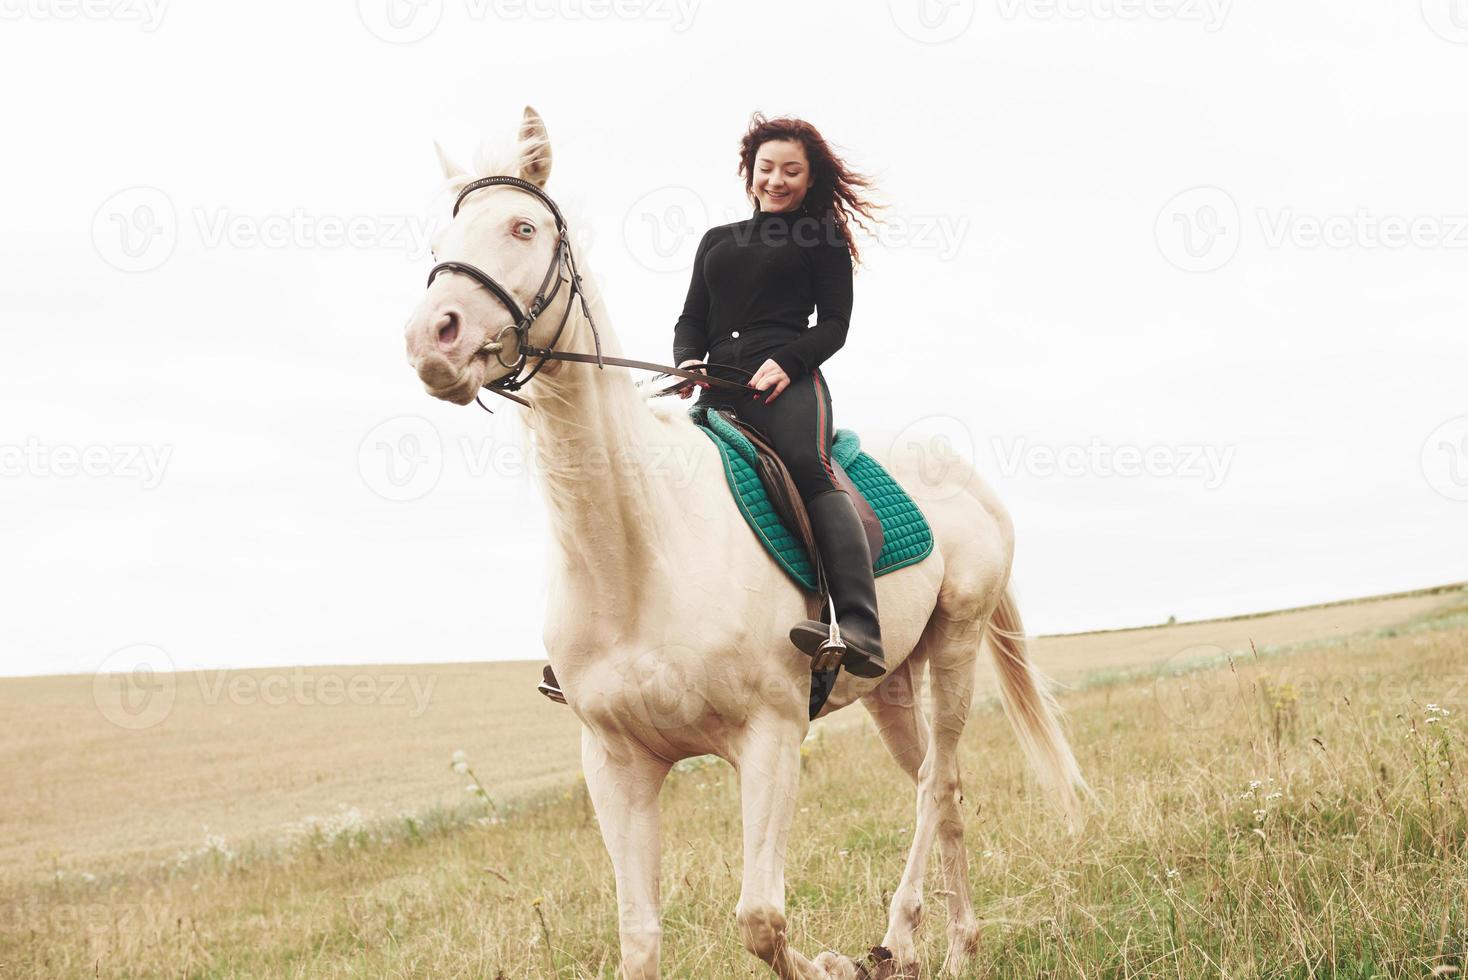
3, 582, 1466, 977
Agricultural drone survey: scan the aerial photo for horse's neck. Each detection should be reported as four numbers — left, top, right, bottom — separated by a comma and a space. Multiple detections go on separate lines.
522, 292, 681, 602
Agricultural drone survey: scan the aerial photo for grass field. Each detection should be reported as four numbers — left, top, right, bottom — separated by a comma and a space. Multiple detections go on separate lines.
3, 584, 1467, 977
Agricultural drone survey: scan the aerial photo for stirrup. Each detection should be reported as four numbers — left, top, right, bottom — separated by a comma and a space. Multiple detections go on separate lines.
811, 622, 846, 673
789, 617, 888, 679
537, 665, 567, 705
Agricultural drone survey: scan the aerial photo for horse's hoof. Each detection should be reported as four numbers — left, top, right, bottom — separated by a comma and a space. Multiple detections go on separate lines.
855, 946, 898, 980
812, 950, 863, 979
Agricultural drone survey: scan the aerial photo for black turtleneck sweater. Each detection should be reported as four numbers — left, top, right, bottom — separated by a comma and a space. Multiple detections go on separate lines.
671, 202, 854, 383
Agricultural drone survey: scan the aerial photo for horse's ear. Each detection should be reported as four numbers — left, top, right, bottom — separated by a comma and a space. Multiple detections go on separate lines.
517, 105, 553, 188
434, 140, 466, 182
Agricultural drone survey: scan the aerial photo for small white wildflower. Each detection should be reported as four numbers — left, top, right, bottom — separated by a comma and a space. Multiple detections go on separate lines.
1265, 791, 1282, 801
452, 761, 469, 774
451, 749, 469, 764
1253, 809, 1266, 822
1165, 868, 1179, 880
466, 784, 480, 794
982, 850, 994, 858
838, 850, 850, 858
1427, 718, 1442, 726
1248, 779, 1262, 791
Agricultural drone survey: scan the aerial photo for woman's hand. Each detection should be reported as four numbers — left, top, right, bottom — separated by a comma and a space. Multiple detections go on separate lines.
676, 359, 708, 400
749, 359, 791, 404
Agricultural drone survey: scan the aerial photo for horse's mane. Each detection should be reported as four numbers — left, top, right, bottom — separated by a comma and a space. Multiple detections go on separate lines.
437, 122, 700, 553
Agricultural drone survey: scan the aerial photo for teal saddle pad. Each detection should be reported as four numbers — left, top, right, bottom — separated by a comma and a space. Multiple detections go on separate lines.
688, 405, 934, 590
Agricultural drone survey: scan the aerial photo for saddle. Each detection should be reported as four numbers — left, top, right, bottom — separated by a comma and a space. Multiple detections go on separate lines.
718, 408, 885, 598
688, 404, 936, 718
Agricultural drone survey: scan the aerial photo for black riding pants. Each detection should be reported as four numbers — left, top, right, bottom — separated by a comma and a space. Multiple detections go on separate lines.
698, 367, 841, 504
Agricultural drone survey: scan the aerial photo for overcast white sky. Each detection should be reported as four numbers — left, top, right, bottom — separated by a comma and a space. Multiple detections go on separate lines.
2, 0, 1465, 677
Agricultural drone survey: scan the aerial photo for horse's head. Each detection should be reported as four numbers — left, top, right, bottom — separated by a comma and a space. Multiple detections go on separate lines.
404, 106, 572, 405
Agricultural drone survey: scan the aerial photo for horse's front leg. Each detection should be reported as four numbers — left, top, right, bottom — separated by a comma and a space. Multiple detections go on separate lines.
735, 714, 863, 980
581, 727, 672, 980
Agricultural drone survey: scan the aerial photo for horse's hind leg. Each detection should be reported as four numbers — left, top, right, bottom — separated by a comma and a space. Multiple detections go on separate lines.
866, 613, 984, 977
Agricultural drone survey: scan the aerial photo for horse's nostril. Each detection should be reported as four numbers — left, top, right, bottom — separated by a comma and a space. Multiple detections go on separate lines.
436, 312, 460, 349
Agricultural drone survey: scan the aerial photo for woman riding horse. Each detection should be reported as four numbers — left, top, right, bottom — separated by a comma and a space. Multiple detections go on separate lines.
539, 112, 885, 702
675, 112, 886, 678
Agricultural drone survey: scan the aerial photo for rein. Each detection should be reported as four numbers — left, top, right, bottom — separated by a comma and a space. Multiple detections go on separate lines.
424, 175, 762, 414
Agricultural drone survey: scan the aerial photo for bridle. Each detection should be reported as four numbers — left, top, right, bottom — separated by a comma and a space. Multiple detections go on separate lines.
425, 174, 759, 413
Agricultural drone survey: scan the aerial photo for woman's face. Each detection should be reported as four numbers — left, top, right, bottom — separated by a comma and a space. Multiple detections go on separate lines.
752, 139, 810, 213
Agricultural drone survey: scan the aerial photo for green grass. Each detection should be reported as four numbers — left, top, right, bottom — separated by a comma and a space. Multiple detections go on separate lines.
5, 606, 1468, 978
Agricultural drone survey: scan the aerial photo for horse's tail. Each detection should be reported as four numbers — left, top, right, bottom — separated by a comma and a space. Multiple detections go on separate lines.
987, 587, 1092, 830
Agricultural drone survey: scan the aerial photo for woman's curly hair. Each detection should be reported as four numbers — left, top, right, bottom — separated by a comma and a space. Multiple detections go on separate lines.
738, 112, 884, 268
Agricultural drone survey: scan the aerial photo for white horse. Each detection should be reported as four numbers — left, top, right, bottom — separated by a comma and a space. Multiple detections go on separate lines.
403, 106, 1090, 979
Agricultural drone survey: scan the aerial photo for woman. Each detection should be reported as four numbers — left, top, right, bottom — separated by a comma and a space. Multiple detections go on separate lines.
538, 112, 885, 705
675, 112, 887, 680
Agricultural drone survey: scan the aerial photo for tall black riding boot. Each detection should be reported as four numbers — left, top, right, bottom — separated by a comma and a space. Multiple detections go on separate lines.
788, 489, 887, 679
